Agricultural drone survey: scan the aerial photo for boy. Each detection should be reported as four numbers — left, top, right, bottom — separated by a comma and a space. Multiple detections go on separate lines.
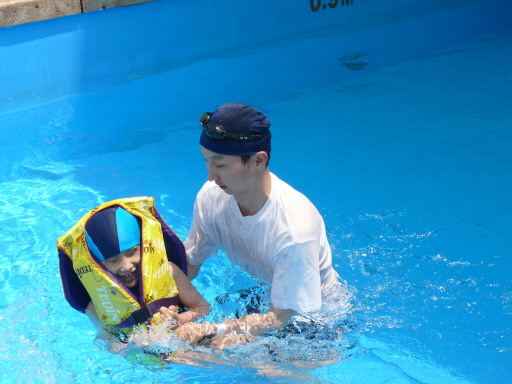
57, 196, 209, 342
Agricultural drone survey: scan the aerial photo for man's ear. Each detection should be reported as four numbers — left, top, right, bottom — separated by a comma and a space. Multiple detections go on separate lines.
254, 151, 268, 169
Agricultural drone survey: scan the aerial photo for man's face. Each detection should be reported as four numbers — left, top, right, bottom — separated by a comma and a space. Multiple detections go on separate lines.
200, 146, 255, 197
100, 245, 141, 288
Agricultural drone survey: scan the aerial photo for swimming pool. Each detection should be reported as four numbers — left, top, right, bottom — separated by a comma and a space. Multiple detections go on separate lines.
1, 0, 511, 382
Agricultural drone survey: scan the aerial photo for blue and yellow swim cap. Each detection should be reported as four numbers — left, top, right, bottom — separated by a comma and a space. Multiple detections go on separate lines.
85, 206, 141, 261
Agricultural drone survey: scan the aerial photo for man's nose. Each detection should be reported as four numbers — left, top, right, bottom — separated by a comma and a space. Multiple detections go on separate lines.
207, 164, 219, 182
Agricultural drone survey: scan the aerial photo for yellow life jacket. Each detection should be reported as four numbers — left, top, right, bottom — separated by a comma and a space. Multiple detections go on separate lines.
57, 196, 186, 327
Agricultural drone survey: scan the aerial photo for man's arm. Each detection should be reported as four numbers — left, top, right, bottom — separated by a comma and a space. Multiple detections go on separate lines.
183, 189, 219, 280
217, 307, 295, 336
174, 306, 295, 349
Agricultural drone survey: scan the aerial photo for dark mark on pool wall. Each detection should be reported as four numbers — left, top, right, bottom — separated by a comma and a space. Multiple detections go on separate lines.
310, 0, 354, 12
339, 51, 369, 70
341, 62, 368, 70
338, 51, 368, 61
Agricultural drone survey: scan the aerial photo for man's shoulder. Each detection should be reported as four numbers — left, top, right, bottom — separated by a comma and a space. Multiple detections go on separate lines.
271, 174, 317, 213
270, 174, 324, 231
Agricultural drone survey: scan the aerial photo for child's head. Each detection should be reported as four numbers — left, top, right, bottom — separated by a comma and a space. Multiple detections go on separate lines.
85, 206, 142, 288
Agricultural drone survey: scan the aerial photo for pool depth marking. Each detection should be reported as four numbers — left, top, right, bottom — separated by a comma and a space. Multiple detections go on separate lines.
310, 0, 354, 12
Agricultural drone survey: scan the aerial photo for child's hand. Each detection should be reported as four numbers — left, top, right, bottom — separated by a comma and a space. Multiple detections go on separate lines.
159, 305, 180, 325
159, 305, 195, 326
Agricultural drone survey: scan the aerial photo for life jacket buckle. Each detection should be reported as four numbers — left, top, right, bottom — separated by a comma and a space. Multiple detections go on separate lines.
131, 306, 151, 324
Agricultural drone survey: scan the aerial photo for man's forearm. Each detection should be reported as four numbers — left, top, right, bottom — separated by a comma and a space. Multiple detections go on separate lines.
175, 308, 296, 348
214, 308, 295, 337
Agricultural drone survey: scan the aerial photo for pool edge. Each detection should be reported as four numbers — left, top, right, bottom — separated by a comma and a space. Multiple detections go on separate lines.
0, 0, 154, 28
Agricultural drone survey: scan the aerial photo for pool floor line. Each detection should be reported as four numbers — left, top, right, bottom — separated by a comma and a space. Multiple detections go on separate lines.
0, 0, 153, 28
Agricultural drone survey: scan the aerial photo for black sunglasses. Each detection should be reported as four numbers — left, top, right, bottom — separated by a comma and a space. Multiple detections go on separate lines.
200, 112, 264, 141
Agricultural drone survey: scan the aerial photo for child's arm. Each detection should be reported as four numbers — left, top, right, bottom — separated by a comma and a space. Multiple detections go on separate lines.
85, 301, 115, 341
86, 300, 132, 355
158, 262, 210, 325
86, 301, 145, 356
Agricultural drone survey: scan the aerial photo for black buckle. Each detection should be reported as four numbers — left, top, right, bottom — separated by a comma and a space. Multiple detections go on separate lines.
131, 306, 151, 324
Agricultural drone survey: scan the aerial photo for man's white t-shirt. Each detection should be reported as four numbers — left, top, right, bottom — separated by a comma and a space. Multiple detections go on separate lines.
185, 173, 338, 313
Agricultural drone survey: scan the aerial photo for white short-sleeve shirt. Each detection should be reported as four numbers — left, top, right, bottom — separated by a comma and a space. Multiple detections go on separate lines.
185, 173, 338, 313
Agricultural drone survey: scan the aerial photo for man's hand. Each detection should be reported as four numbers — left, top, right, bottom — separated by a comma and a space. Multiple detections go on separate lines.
175, 322, 209, 345
209, 333, 253, 350
223, 307, 294, 336
174, 307, 295, 349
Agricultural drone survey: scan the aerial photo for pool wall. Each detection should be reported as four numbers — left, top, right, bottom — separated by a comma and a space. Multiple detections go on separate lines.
0, 0, 482, 114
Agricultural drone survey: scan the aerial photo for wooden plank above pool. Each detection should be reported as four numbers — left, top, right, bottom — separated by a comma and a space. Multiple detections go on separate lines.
0, 0, 154, 28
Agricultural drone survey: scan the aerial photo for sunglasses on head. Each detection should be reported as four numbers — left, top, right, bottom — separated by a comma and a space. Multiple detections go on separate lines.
200, 112, 264, 141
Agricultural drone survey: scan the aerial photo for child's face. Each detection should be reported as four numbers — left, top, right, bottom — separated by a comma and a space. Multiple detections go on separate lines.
100, 245, 141, 288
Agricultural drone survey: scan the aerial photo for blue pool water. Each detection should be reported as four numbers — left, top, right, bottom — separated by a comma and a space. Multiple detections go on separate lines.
1, 0, 511, 383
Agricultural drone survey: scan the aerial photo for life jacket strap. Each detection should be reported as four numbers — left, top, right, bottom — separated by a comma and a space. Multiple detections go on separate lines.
117, 296, 180, 328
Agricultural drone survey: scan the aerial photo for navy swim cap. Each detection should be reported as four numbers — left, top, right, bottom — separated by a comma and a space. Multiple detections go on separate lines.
85, 206, 141, 261
199, 103, 271, 156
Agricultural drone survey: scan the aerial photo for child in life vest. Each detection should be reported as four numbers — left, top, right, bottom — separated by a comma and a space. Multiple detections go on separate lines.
57, 197, 209, 349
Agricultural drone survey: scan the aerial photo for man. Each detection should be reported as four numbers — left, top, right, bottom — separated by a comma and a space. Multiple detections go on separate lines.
178, 103, 339, 347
